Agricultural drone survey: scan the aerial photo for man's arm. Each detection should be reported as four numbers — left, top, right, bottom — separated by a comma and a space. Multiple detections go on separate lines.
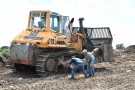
84, 54, 89, 63
90, 58, 95, 66
69, 59, 73, 65
59, 59, 72, 68
87, 52, 95, 66
69, 59, 73, 69
69, 64, 73, 69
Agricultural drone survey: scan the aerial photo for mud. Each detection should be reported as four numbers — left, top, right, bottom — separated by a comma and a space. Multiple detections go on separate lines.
0, 45, 135, 90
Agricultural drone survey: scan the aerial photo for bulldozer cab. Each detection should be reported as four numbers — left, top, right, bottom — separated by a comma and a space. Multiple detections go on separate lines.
28, 11, 70, 35
50, 12, 61, 33
29, 12, 46, 28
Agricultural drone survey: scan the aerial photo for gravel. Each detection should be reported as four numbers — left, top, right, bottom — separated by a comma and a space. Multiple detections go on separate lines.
0, 49, 135, 90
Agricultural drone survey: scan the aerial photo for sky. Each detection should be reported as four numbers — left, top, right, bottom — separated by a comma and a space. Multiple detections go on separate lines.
0, 0, 135, 48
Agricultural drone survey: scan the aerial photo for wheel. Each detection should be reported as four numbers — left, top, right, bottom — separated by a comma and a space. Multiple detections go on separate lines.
45, 58, 56, 72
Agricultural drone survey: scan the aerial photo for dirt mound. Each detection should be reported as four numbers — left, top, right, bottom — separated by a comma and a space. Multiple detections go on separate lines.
125, 45, 135, 53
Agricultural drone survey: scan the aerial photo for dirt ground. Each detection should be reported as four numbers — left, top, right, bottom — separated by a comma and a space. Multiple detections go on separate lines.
0, 45, 135, 90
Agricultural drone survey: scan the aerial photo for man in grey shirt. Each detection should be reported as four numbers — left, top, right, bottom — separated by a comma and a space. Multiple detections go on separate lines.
82, 49, 95, 77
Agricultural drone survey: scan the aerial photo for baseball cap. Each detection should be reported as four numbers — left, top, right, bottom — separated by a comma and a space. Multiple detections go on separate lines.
82, 49, 87, 53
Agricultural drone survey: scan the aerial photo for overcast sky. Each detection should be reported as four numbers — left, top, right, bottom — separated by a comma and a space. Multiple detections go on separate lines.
0, 0, 135, 48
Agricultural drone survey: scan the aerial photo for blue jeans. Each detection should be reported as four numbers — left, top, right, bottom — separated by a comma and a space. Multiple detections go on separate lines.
87, 59, 95, 76
71, 63, 87, 78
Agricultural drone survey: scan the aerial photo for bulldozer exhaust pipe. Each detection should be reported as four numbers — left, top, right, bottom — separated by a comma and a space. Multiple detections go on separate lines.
78, 17, 84, 35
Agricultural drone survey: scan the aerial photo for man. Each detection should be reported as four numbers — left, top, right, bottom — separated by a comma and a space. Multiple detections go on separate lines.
69, 56, 87, 79
82, 49, 95, 77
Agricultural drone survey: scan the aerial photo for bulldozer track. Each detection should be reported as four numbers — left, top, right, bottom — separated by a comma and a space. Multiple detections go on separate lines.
36, 54, 50, 76
35, 51, 73, 76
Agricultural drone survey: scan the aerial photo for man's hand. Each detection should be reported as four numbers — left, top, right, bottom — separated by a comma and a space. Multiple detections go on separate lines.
70, 64, 73, 69
90, 64, 93, 67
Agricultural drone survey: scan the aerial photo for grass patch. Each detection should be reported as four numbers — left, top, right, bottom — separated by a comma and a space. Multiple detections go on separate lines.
0, 49, 10, 57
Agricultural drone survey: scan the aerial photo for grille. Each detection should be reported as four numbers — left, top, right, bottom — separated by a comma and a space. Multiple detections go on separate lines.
22, 36, 43, 40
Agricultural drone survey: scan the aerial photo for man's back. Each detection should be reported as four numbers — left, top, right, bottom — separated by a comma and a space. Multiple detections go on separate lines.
85, 52, 94, 62
70, 58, 83, 65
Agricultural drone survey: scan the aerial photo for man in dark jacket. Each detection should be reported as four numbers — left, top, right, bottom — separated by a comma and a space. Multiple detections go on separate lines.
69, 56, 87, 79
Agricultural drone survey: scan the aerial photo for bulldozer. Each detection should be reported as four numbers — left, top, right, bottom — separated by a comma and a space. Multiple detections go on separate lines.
8, 10, 114, 75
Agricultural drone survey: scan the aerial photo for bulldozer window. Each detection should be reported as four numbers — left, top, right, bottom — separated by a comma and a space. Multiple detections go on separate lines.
30, 17, 46, 28
50, 15, 59, 33
61, 16, 71, 38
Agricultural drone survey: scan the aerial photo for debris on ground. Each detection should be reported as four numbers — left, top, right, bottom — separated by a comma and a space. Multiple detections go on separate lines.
0, 45, 135, 90
125, 45, 135, 53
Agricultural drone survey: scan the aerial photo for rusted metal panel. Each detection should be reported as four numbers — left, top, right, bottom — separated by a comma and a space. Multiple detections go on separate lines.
10, 43, 35, 65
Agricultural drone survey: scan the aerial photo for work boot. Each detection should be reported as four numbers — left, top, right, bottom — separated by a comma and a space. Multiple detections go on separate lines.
88, 74, 95, 77
68, 77, 76, 80
85, 75, 88, 78
88, 75, 92, 77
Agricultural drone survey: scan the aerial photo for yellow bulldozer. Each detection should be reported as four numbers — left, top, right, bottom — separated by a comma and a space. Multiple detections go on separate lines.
8, 10, 114, 75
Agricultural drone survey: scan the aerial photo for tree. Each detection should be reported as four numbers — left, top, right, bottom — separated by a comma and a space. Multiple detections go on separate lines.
1, 46, 9, 50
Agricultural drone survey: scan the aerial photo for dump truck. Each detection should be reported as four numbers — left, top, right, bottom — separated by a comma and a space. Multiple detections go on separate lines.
8, 10, 114, 75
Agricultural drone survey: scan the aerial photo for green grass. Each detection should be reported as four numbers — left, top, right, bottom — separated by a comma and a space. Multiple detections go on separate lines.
0, 49, 10, 57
